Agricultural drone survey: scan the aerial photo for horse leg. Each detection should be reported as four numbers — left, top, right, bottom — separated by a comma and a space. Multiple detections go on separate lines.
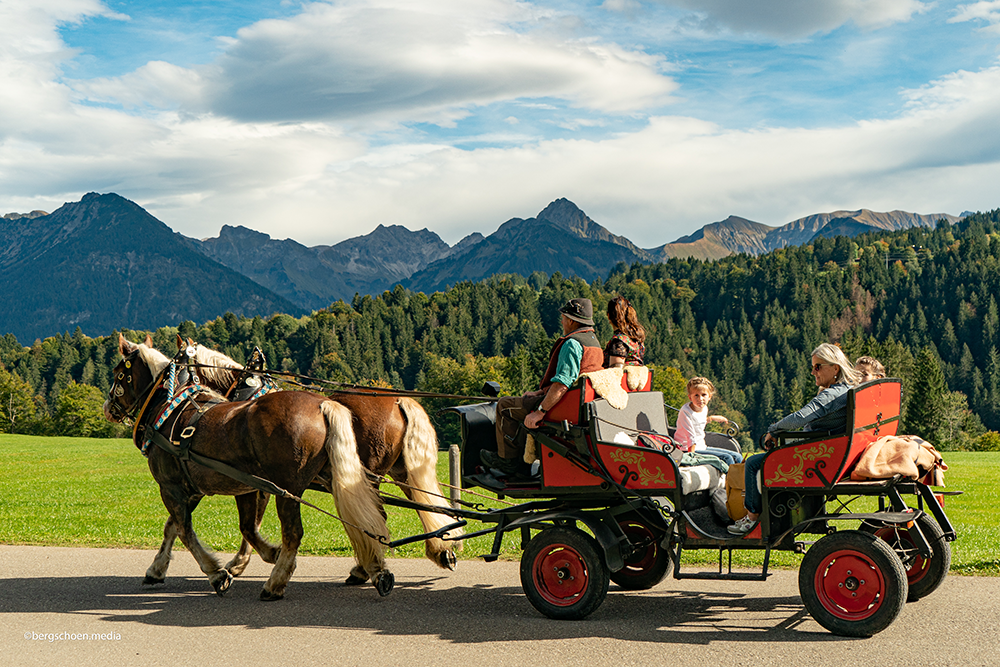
145, 496, 203, 585
260, 496, 302, 601
227, 491, 279, 575
160, 487, 233, 597
322, 401, 393, 596
144, 517, 178, 585
391, 468, 457, 572
398, 397, 463, 570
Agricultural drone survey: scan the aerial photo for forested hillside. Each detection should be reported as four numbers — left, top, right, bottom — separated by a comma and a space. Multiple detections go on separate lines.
2, 210, 999, 452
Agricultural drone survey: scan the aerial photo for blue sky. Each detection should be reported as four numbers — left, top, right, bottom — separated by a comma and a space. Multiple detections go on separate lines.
2, 1, 1000, 247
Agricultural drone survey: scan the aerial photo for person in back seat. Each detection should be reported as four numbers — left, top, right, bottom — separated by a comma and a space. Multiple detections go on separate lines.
855, 356, 886, 383
728, 343, 860, 535
480, 298, 604, 477
604, 295, 645, 368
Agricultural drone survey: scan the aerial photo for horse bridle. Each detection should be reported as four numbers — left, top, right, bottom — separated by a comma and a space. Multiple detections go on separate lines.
106, 350, 144, 423
106, 349, 171, 424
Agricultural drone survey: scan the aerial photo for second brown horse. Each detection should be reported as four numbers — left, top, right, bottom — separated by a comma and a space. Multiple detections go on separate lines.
173, 339, 462, 586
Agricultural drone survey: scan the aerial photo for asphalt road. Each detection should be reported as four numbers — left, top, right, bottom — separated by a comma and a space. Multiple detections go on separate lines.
1, 545, 997, 667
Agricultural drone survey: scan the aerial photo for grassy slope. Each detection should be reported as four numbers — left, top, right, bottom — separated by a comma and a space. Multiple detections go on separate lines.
1, 435, 996, 574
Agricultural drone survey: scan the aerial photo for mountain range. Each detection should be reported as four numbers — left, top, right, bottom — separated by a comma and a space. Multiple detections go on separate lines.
0, 193, 961, 343
0, 193, 301, 344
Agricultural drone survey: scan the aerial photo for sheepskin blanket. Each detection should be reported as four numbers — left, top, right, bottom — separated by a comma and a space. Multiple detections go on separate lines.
525, 365, 652, 463
850, 434, 948, 485
580, 365, 651, 409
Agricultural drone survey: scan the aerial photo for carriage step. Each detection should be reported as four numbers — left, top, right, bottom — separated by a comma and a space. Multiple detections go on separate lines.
673, 571, 769, 582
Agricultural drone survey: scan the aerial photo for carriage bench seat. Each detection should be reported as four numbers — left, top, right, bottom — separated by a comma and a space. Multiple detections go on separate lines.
537, 384, 725, 512
761, 379, 902, 492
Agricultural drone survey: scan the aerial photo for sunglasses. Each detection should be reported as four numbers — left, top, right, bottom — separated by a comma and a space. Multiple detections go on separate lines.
812, 363, 832, 372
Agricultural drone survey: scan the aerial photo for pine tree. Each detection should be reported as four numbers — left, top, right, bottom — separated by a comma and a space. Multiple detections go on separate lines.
904, 347, 948, 443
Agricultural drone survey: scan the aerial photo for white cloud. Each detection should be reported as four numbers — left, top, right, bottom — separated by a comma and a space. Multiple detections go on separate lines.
2, 0, 999, 252
655, 0, 930, 40
73, 61, 206, 110
602, 0, 643, 13
242, 61, 1000, 246
74, 0, 677, 124
949, 1, 1000, 34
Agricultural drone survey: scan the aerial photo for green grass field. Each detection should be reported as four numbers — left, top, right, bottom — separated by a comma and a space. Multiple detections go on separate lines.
1, 434, 997, 575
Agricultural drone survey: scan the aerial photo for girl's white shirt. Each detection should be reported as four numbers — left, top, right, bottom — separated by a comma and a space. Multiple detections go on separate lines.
674, 402, 708, 451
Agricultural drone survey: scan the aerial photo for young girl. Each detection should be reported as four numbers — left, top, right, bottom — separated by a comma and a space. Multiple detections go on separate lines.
673, 377, 742, 465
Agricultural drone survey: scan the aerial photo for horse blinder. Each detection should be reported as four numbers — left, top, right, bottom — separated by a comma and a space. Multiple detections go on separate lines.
106, 351, 146, 422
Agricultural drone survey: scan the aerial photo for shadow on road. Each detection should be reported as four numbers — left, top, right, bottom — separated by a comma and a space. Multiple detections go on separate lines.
1, 571, 843, 645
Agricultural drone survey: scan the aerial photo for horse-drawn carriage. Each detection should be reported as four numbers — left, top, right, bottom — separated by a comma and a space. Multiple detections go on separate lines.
104, 337, 956, 638
431, 372, 956, 637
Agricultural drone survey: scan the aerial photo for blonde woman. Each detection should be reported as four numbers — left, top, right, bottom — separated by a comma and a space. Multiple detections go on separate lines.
729, 343, 859, 535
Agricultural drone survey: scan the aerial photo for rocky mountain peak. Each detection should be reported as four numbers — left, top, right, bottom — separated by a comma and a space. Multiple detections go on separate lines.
537, 198, 592, 235
3, 210, 48, 220
217, 224, 272, 243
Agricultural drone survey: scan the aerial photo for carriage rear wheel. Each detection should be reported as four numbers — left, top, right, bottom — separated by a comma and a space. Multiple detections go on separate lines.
609, 513, 672, 590
860, 511, 950, 602
520, 527, 609, 620
799, 530, 907, 637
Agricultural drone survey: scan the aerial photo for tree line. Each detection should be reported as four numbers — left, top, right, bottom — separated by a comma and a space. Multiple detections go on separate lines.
2, 210, 1000, 452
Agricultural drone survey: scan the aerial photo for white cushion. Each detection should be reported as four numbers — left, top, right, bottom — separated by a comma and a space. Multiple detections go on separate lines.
680, 464, 722, 494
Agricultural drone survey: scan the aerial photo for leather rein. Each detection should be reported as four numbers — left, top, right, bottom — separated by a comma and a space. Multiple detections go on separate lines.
106, 347, 393, 546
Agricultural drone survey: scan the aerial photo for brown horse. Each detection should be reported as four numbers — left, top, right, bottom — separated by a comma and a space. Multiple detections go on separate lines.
182, 340, 462, 585
102, 335, 395, 599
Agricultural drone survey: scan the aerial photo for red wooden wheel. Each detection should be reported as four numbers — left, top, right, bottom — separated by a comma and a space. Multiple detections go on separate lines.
812, 549, 887, 620
520, 527, 609, 620
862, 512, 950, 601
799, 530, 907, 637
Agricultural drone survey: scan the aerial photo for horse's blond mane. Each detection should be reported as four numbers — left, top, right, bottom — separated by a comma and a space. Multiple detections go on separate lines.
137, 344, 171, 377
133, 344, 227, 400
191, 345, 244, 388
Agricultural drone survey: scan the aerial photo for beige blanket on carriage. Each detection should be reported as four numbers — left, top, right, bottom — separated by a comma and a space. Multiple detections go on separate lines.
849, 434, 947, 485
580, 366, 650, 409
523, 366, 651, 464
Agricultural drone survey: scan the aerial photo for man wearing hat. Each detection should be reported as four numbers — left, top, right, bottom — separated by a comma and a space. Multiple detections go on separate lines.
481, 297, 604, 476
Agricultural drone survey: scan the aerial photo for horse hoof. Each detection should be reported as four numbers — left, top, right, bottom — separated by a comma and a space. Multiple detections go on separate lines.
211, 571, 233, 597
373, 571, 394, 597
143, 575, 165, 586
260, 588, 284, 602
345, 564, 369, 585
440, 550, 457, 572
224, 558, 250, 577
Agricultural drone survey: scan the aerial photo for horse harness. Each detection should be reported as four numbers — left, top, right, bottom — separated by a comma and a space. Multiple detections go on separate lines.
109, 347, 392, 545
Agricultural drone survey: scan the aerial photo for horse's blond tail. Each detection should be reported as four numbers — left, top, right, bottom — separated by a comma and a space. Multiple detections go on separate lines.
321, 400, 389, 576
398, 397, 464, 559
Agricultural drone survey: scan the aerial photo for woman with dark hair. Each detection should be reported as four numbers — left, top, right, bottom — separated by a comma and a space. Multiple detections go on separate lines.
604, 295, 646, 368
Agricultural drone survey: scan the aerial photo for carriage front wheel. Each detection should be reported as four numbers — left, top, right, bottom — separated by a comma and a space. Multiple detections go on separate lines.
520, 527, 609, 620
799, 530, 908, 637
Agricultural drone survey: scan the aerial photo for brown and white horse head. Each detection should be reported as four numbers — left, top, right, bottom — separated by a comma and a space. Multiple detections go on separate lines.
104, 334, 171, 423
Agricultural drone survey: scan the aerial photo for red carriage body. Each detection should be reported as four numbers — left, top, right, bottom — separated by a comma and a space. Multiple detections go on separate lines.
441, 375, 956, 637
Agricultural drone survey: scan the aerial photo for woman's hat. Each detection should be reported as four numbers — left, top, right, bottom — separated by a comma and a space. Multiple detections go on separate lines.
559, 298, 594, 326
